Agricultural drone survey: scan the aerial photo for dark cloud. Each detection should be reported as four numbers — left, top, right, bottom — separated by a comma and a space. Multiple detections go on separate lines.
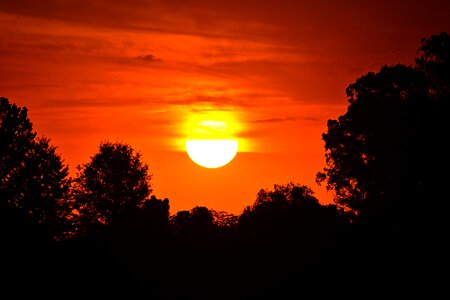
252, 117, 296, 124
135, 54, 161, 62
251, 116, 321, 124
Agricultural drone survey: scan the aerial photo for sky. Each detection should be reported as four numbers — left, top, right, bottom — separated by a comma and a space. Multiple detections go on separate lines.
1, 0, 449, 215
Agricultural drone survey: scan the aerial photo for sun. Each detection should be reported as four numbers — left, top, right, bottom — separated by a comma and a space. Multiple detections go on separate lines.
184, 118, 239, 168
186, 139, 238, 168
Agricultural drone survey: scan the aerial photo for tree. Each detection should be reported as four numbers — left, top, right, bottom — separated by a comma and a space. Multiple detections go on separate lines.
211, 210, 238, 230
415, 31, 450, 97
169, 205, 228, 256
170, 206, 216, 238
168, 205, 237, 288
74, 141, 152, 233
0, 97, 72, 240
316, 32, 449, 232
238, 182, 343, 240
104, 194, 171, 243
1, 97, 35, 204
235, 182, 348, 287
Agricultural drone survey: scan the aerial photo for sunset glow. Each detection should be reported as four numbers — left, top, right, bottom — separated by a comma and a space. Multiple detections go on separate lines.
1, 1, 448, 295
1, 0, 448, 214
184, 114, 240, 168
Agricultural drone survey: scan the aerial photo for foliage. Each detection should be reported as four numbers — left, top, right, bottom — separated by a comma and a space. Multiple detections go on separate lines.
0, 97, 72, 240
415, 31, 450, 96
238, 182, 345, 239
170, 206, 215, 236
316, 32, 450, 231
74, 141, 152, 233
211, 210, 239, 229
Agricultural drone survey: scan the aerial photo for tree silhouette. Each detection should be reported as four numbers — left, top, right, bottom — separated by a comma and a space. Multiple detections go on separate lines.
0, 97, 35, 181
74, 141, 152, 235
238, 182, 346, 244
415, 32, 450, 97
316, 33, 449, 233
0, 97, 72, 240
233, 182, 349, 295
170, 206, 217, 242
102, 194, 171, 247
211, 210, 238, 234
98, 195, 172, 290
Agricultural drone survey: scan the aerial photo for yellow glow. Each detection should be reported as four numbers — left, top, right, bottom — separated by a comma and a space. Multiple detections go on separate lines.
183, 110, 243, 168
186, 139, 238, 168
184, 111, 240, 140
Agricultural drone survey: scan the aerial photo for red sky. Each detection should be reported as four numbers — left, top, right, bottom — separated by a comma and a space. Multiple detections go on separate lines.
1, 0, 449, 215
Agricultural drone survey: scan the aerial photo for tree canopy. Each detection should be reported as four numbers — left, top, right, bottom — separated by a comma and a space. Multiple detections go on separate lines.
415, 31, 450, 96
0, 97, 72, 240
317, 32, 450, 232
74, 141, 152, 233
238, 182, 346, 243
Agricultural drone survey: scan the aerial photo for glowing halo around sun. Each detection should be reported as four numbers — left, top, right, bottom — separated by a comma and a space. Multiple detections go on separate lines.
184, 116, 240, 168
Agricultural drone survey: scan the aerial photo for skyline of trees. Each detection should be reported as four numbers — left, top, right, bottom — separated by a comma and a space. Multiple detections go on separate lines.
2, 32, 449, 237
1, 31, 448, 296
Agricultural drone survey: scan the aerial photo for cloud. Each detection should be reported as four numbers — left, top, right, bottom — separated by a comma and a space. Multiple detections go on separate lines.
134, 54, 161, 62
251, 117, 297, 124
0, 0, 279, 43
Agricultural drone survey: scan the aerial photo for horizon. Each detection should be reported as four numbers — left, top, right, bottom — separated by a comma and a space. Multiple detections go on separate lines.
1, 0, 449, 215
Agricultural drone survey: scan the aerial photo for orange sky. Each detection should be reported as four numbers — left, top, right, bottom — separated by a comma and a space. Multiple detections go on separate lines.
1, 0, 449, 215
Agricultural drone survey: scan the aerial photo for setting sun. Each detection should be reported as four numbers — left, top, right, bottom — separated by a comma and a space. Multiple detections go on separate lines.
183, 112, 243, 168
186, 139, 238, 168
1, 0, 448, 296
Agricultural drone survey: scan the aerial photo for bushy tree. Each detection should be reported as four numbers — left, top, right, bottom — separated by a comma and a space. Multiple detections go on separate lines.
170, 206, 216, 238
238, 182, 343, 240
74, 141, 152, 233
316, 32, 449, 232
0, 97, 72, 240
235, 182, 348, 283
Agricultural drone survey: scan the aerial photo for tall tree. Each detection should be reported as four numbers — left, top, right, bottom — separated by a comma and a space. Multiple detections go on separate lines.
1, 97, 35, 205
14, 137, 72, 235
74, 141, 152, 233
0, 97, 72, 240
316, 32, 449, 232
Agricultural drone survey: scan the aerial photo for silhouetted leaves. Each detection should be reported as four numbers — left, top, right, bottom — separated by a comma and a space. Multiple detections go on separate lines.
74, 141, 152, 235
416, 31, 450, 96
238, 183, 348, 267
0, 97, 72, 241
317, 33, 449, 235
312, 34, 450, 293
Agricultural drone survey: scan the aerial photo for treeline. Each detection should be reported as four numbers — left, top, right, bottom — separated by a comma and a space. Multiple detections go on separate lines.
1, 32, 449, 297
